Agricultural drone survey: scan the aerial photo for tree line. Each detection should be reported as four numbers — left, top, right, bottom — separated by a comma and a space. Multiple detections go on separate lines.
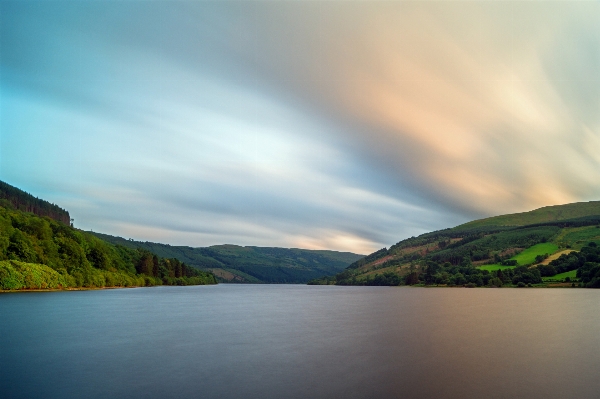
0, 180, 71, 225
320, 258, 542, 287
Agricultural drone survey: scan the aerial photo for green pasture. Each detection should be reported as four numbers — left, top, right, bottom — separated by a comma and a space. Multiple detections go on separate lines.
512, 243, 558, 265
542, 269, 577, 282
478, 242, 559, 271
454, 201, 600, 230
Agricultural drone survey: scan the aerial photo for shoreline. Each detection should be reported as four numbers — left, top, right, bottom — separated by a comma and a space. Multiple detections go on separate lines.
0, 286, 143, 294
1, 283, 218, 294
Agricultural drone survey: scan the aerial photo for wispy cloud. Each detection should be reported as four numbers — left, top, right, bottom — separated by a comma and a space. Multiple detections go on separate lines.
2, 2, 599, 253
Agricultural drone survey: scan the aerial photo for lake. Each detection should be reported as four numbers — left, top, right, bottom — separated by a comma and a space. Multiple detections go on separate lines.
1, 285, 599, 398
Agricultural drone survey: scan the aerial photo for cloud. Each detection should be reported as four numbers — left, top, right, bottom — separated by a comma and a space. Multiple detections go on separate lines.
2, 2, 600, 253
247, 1, 600, 215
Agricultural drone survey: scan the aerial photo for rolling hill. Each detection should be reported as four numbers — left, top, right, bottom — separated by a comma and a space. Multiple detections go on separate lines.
314, 201, 600, 287
454, 201, 600, 230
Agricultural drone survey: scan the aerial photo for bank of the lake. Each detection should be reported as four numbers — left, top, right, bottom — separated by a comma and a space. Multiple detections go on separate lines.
0, 286, 141, 293
2, 284, 600, 399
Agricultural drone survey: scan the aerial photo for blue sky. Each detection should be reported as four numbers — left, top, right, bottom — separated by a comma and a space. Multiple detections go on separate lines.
2, 1, 600, 254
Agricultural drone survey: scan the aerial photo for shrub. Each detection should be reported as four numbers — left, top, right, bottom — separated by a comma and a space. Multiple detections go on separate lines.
0, 260, 71, 290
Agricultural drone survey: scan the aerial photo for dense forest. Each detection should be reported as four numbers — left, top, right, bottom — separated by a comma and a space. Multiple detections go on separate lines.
0, 185, 216, 290
310, 202, 600, 288
92, 232, 363, 283
0, 180, 71, 225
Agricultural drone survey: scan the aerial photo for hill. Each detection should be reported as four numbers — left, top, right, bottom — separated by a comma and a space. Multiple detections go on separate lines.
0, 181, 216, 290
454, 201, 600, 230
313, 201, 600, 288
90, 232, 364, 283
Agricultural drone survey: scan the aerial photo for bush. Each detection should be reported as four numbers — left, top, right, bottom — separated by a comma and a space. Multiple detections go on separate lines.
488, 277, 503, 287
537, 264, 557, 277
0, 260, 72, 290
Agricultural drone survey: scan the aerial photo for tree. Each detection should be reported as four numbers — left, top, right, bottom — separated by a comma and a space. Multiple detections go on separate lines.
453, 273, 467, 286
136, 253, 154, 276
405, 272, 419, 285
152, 255, 159, 277
488, 277, 503, 287
537, 264, 557, 277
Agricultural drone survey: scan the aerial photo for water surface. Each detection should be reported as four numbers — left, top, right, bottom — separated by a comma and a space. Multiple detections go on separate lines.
1, 285, 599, 398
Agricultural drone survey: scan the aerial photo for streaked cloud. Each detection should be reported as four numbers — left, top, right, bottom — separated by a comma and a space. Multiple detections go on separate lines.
2, 1, 599, 253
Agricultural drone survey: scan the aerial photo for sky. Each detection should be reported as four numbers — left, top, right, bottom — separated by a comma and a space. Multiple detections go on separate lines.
1, 1, 600, 255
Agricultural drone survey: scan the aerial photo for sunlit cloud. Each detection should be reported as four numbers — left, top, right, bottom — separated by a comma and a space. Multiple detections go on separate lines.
2, 1, 600, 253
289, 2, 600, 216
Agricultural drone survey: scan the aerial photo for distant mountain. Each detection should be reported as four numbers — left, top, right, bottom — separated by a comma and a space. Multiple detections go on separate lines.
0, 180, 70, 225
90, 232, 364, 284
315, 201, 600, 288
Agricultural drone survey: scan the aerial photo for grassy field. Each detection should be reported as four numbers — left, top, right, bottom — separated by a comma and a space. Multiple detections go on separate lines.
478, 243, 559, 271
542, 269, 578, 281
512, 243, 558, 265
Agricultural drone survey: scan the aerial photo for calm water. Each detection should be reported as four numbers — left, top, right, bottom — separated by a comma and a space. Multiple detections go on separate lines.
1, 285, 599, 399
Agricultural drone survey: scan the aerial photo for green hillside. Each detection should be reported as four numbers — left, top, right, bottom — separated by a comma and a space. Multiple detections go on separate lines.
313, 201, 600, 288
0, 181, 216, 290
91, 232, 364, 283
455, 201, 600, 230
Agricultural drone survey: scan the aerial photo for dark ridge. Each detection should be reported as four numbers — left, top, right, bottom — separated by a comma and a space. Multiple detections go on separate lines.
0, 180, 70, 225
90, 232, 364, 283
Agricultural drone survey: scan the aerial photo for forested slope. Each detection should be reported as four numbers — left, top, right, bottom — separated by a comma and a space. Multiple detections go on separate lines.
0, 180, 70, 225
0, 182, 216, 290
